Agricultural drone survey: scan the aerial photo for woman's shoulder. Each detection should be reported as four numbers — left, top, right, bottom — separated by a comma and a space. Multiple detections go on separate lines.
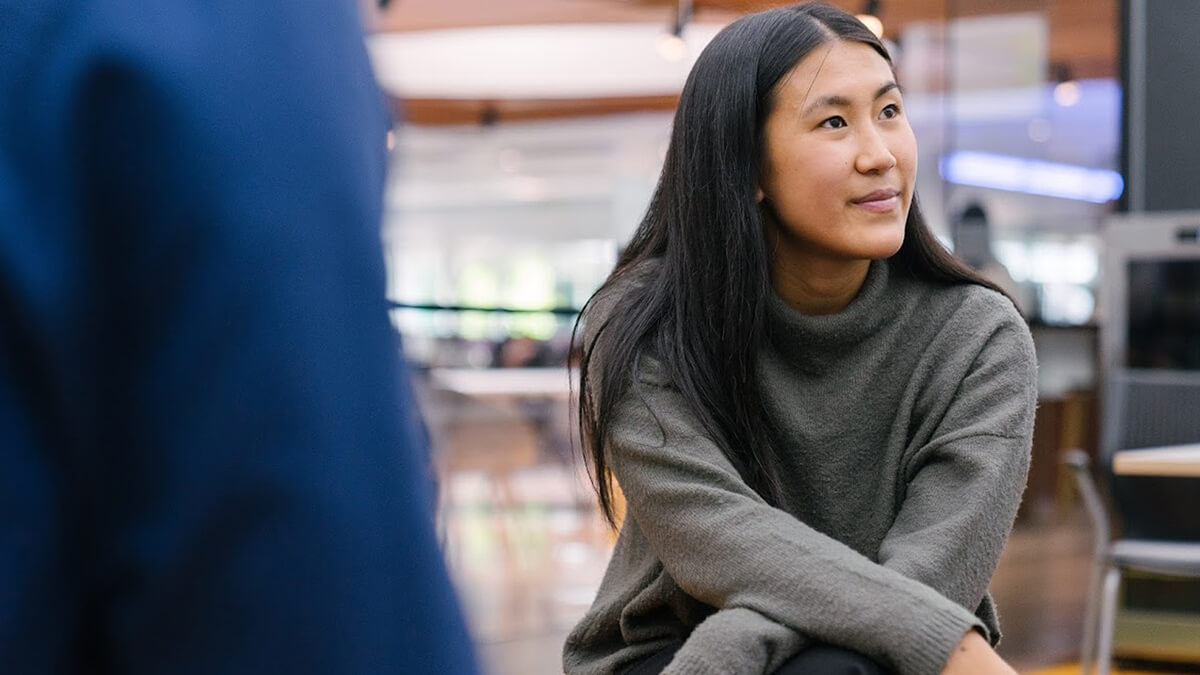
899, 269, 1026, 334
895, 273, 1037, 400
951, 281, 1026, 331
580, 257, 663, 354
584, 258, 662, 326
893, 271, 1034, 370
602, 257, 663, 298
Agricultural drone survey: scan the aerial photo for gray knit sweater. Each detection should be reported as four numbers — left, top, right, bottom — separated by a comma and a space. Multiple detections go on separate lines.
563, 258, 1037, 675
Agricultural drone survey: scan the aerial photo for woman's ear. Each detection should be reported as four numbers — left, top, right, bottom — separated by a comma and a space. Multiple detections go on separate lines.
755, 187, 765, 203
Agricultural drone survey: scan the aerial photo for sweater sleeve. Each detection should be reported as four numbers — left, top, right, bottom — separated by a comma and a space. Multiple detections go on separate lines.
663, 608, 810, 675
607, 362, 986, 675
877, 317, 1037, 645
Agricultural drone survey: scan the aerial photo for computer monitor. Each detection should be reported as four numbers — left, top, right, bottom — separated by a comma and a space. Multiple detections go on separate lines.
1101, 211, 1200, 374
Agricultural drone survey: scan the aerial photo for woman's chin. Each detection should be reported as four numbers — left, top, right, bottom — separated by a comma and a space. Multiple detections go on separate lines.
856, 231, 906, 260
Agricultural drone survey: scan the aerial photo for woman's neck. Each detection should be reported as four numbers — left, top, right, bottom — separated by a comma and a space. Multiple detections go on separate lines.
770, 256, 871, 316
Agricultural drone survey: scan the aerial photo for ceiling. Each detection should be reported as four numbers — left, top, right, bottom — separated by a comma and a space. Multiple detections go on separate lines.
369, 0, 1117, 125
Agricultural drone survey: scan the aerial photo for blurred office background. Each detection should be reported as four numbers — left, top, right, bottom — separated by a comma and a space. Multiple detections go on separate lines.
364, 1, 1200, 672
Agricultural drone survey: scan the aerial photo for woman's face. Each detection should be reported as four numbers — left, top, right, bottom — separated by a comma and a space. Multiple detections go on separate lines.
759, 40, 917, 271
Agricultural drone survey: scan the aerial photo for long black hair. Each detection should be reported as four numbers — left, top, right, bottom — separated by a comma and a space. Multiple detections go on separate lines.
575, 2, 1004, 527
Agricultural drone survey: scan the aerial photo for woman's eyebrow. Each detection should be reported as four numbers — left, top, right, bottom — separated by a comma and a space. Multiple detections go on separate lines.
802, 81, 902, 117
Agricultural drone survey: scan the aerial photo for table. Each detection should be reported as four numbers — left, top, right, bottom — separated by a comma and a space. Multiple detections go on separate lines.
1112, 443, 1200, 478
428, 367, 577, 398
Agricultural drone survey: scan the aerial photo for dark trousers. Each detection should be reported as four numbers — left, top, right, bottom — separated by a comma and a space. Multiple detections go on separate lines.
623, 642, 893, 675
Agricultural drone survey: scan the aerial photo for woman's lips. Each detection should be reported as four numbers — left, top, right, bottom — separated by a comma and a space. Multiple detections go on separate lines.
852, 191, 901, 213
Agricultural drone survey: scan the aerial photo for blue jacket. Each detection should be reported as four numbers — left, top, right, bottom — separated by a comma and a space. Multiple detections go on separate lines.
0, 1, 476, 672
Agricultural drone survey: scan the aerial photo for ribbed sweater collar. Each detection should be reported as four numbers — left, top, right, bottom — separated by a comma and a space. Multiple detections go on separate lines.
765, 258, 899, 367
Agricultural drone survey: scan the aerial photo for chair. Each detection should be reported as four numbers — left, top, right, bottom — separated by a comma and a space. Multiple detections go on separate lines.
1062, 369, 1200, 675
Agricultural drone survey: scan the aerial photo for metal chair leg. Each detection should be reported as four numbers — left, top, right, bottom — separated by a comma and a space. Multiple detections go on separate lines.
1095, 565, 1122, 675
1080, 559, 1104, 674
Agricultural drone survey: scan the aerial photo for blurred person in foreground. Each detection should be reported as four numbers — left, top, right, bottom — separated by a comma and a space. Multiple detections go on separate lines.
0, 1, 475, 673
566, 3, 1034, 674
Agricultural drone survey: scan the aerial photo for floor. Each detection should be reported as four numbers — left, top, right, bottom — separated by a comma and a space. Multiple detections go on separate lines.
425, 387, 1190, 675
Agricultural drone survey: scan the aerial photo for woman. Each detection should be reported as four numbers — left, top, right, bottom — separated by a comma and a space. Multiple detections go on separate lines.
563, 3, 1035, 675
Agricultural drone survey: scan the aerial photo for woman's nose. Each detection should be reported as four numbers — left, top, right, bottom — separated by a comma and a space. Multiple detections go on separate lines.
855, 127, 897, 174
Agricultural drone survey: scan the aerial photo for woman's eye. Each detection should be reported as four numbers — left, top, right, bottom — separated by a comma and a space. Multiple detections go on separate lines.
820, 116, 847, 129
880, 104, 900, 119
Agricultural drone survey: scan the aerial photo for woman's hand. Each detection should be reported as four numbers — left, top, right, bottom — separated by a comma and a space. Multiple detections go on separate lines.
939, 630, 1017, 675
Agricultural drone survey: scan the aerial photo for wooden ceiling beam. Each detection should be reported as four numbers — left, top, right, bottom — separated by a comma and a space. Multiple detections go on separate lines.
397, 94, 681, 126
381, 0, 1116, 126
